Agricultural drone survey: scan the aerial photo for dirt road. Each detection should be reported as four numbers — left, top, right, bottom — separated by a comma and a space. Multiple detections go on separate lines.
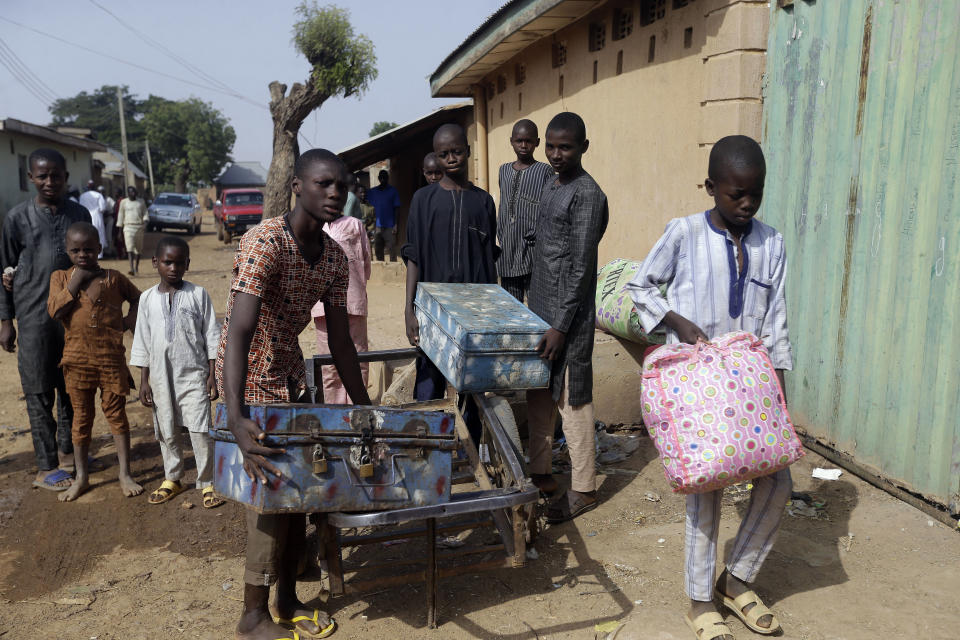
0, 216, 957, 639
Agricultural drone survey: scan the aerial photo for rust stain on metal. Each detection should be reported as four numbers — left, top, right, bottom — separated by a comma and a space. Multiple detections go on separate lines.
855, 5, 873, 135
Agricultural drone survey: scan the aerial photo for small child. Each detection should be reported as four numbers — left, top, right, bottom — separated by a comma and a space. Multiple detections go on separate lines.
422, 152, 443, 184
47, 221, 142, 502
525, 113, 608, 523
402, 124, 498, 441
626, 135, 792, 639
130, 236, 224, 508
497, 119, 554, 302
312, 196, 372, 404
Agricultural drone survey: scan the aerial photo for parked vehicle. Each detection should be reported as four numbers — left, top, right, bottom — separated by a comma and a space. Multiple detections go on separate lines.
214, 188, 264, 243
147, 193, 202, 234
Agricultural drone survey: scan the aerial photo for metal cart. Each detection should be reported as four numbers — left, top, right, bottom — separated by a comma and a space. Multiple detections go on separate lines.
306, 348, 540, 628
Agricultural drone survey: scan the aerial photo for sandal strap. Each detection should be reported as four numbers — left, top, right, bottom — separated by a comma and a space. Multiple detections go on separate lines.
158, 479, 181, 491
731, 590, 772, 620
688, 612, 731, 639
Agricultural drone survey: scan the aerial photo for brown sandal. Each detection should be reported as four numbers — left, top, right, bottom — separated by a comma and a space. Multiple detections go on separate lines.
546, 491, 597, 523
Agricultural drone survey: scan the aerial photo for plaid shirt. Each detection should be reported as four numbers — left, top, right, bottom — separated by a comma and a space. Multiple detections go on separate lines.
216, 215, 348, 404
528, 171, 609, 406
626, 211, 793, 370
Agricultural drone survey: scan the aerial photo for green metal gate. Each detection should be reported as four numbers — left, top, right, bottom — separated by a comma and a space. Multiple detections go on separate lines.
761, 0, 960, 513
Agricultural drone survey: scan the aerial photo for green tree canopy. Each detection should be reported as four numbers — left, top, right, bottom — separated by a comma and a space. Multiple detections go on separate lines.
50, 85, 143, 150
143, 97, 236, 192
262, 2, 377, 219
49, 85, 235, 193
369, 121, 398, 137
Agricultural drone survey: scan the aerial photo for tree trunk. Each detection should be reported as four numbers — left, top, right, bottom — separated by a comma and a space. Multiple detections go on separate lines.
262, 81, 329, 220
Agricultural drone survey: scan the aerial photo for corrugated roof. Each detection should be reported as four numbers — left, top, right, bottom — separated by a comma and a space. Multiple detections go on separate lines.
93, 148, 147, 179
215, 161, 268, 186
0, 117, 107, 151
336, 102, 473, 170
429, 0, 604, 97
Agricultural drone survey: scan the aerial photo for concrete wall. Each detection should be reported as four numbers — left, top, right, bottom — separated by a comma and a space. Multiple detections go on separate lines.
470, 0, 768, 265
0, 132, 96, 217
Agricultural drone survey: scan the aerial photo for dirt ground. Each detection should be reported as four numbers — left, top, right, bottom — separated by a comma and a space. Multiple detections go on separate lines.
0, 215, 958, 639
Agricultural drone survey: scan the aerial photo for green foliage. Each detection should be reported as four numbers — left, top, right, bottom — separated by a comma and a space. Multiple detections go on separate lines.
292, 2, 378, 98
49, 86, 234, 190
143, 98, 236, 188
50, 85, 143, 149
369, 121, 399, 137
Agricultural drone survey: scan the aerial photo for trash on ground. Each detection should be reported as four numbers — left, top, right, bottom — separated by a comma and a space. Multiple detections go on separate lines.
812, 467, 843, 480
526, 547, 539, 560
643, 491, 661, 502
595, 620, 623, 633
595, 430, 642, 465
586, 530, 598, 537
221, 581, 232, 591
436, 536, 465, 549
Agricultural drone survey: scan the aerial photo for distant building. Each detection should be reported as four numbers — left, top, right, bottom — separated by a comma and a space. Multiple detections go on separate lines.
214, 161, 268, 199
92, 147, 148, 196
430, 0, 769, 262
0, 117, 106, 216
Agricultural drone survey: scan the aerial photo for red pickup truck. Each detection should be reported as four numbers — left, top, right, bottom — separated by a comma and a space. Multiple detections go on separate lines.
214, 188, 264, 243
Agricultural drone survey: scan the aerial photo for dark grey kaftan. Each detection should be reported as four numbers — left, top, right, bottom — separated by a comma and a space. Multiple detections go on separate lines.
0, 198, 91, 393
528, 171, 609, 406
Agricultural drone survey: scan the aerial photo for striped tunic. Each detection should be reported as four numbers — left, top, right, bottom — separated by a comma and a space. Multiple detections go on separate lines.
496, 161, 554, 277
625, 211, 793, 370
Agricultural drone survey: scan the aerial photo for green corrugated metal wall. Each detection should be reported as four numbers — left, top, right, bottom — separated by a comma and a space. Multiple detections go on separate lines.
761, 0, 960, 513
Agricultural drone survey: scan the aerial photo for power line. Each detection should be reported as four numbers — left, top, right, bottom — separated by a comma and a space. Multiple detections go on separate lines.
88, 0, 247, 100
0, 47, 53, 107
0, 15, 269, 111
0, 38, 61, 102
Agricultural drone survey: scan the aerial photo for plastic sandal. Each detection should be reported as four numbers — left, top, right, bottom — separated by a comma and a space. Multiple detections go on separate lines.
276, 610, 336, 639
718, 589, 780, 635
148, 480, 183, 505
684, 611, 733, 640
202, 487, 225, 509
32, 469, 72, 492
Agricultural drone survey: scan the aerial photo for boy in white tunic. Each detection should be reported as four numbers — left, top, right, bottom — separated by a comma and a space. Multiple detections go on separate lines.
130, 236, 224, 508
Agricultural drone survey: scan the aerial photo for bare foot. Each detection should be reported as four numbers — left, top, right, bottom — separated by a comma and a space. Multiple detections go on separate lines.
237, 610, 300, 640
58, 477, 90, 502
689, 600, 733, 640
119, 474, 143, 497
717, 569, 774, 630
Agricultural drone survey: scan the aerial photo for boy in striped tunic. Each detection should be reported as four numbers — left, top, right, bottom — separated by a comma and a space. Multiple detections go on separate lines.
496, 119, 554, 302
627, 135, 791, 640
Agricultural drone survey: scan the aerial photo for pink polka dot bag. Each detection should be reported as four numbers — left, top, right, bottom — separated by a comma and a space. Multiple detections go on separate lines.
640, 331, 804, 494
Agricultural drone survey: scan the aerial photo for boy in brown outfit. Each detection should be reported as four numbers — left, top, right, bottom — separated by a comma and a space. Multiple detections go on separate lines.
48, 221, 143, 502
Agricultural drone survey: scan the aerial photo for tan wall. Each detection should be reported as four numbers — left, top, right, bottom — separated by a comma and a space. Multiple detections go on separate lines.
471, 0, 768, 265
0, 132, 96, 217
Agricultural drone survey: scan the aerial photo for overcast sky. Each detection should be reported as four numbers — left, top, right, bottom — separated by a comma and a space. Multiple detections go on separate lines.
0, 0, 504, 169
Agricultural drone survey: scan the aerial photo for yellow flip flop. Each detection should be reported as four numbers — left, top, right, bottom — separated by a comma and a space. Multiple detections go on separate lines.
276, 610, 336, 638
148, 480, 183, 505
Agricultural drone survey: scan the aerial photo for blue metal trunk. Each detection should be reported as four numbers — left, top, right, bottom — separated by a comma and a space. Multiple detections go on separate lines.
414, 283, 551, 392
211, 403, 456, 514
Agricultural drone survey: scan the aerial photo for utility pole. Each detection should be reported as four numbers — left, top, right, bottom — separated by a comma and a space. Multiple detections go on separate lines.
116, 86, 130, 192
144, 138, 156, 199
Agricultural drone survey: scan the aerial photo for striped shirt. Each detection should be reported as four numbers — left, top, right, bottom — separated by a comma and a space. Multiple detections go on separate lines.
496, 161, 554, 277
625, 211, 793, 370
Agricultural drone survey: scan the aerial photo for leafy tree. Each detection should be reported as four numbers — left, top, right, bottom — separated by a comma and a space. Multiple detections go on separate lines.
369, 121, 398, 137
49, 85, 144, 150
263, 2, 377, 219
50, 86, 234, 194
143, 98, 236, 192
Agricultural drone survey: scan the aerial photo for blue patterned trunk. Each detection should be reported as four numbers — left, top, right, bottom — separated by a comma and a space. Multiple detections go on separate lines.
211, 403, 456, 514
414, 283, 551, 392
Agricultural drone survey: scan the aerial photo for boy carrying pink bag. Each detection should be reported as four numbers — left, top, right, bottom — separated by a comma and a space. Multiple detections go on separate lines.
627, 136, 796, 640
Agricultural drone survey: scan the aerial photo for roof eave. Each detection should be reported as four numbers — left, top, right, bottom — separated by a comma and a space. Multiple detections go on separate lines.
429, 0, 602, 98
0, 118, 107, 152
